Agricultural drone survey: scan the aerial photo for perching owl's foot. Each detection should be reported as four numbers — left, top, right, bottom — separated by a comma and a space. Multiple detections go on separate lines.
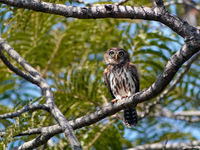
111, 99, 119, 104
121, 96, 128, 99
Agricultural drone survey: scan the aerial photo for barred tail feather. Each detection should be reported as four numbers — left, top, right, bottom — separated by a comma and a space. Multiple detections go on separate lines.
124, 107, 138, 127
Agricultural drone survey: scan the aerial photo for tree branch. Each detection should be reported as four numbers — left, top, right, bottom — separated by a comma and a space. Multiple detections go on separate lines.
139, 51, 200, 119
13, 131, 59, 150
176, 110, 200, 116
14, 125, 59, 137
115, 0, 129, 5
0, 50, 39, 85
154, 109, 200, 123
165, 0, 200, 11
128, 140, 200, 150
0, 0, 199, 38
16, 109, 200, 138
0, 104, 49, 119
0, 37, 82, 150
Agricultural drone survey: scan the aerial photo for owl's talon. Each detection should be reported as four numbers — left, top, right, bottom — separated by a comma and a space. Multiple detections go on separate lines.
121, 96, 128, 99
111, 99, 119, 104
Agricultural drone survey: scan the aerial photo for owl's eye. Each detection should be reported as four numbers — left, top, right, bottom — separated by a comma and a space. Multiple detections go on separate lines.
109, 51, 115, 57
118, 51, 124, 57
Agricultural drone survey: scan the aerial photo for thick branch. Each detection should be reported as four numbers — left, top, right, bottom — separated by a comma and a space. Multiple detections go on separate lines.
0, 0, 199, 38
15, 107, 200, 137
128, 140, 200, 150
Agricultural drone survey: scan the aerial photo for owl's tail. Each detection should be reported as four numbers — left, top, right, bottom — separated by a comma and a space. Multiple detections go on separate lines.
124, 107, 138, 127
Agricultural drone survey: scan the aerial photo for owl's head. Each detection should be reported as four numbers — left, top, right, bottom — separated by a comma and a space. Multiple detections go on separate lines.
104, 47, 130, 65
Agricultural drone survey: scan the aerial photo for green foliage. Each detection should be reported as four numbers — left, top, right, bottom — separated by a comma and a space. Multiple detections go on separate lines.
0, 1, 200, 149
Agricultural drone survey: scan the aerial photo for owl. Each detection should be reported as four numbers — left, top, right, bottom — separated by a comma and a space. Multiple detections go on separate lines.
104, 47, 140, 127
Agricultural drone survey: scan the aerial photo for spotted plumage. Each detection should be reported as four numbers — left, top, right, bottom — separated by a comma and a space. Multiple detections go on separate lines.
104, 47, 139, 127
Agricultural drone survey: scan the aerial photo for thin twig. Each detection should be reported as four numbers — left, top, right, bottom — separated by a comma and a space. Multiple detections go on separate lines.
101, 95, 109, 104
165, 0, 200, 11
115, 0, 129, 5
84, 120, 115, 149
176, 110, 200, 116
128, 140, 200, 150
0, 104, 49, 119
154, 109, 200, 123
42, 33, 66, 77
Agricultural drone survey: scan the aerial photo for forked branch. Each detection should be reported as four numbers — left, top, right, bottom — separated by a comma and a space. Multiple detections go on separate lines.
0, 38, 82, 150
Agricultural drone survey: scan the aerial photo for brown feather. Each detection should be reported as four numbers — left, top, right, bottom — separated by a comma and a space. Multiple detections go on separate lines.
104, 67, 115, 99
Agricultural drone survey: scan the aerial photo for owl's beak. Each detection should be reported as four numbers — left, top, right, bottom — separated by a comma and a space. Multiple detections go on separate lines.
114, 54, 118, 60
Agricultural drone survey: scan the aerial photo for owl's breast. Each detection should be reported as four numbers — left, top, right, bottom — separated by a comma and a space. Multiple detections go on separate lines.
108, 67, 136, 99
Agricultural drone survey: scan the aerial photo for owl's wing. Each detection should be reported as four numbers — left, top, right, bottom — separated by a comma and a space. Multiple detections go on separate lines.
129, 63, 140, 92
104, 68, 115, 99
